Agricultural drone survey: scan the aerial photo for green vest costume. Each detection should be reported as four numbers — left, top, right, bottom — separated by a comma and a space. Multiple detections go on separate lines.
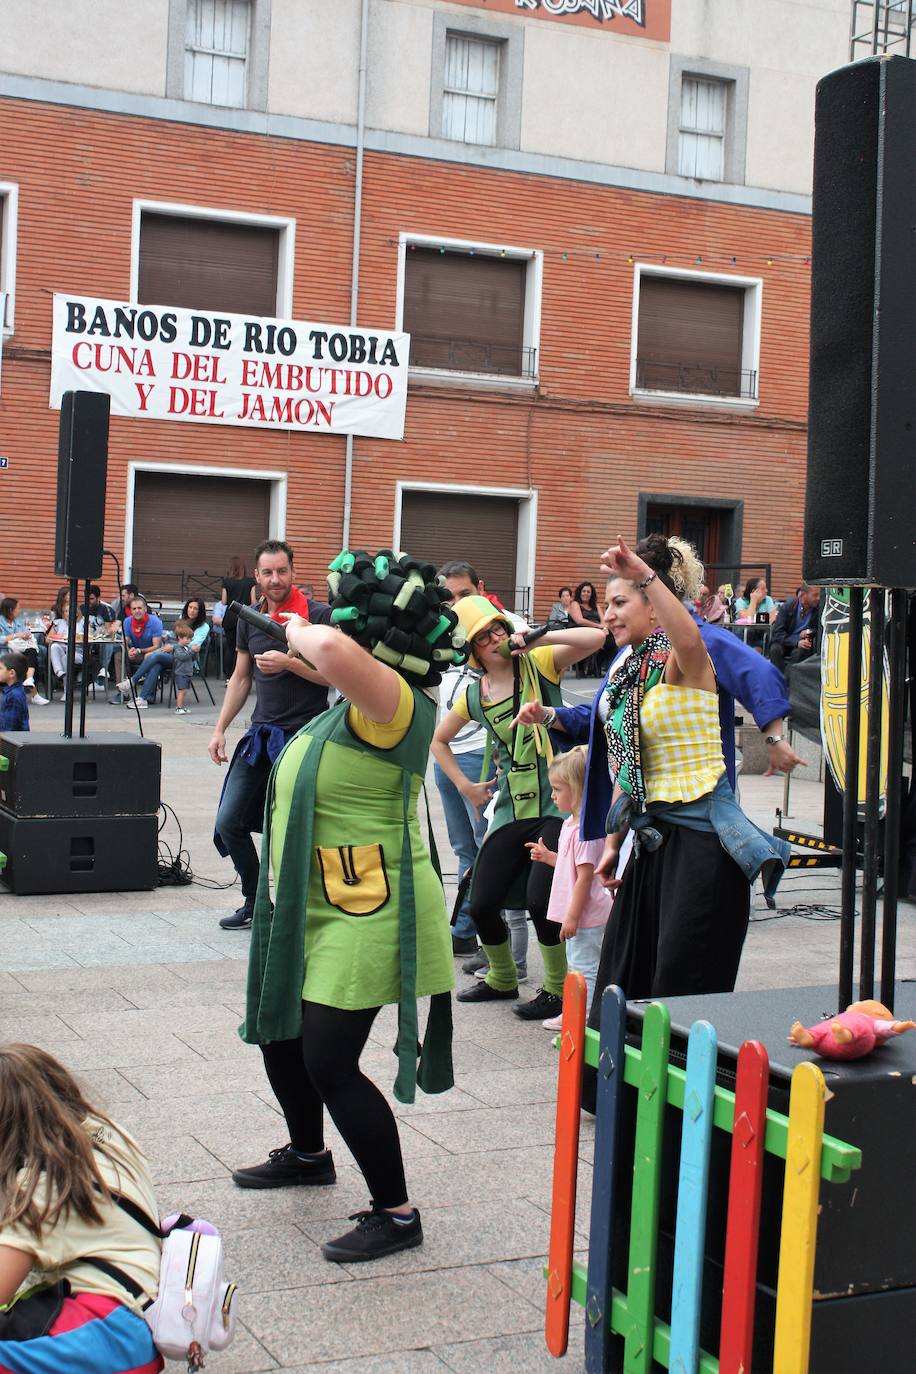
240, 686, 454, 1105
465, 648, 565, 830
465, 649, 565, 909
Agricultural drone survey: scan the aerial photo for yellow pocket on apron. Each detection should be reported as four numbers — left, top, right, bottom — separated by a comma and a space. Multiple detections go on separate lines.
316, 844, 390, 916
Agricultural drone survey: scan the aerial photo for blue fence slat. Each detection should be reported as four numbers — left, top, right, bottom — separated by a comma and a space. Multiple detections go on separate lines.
669, 1020, 718, 1374
585, 984, 627, 1374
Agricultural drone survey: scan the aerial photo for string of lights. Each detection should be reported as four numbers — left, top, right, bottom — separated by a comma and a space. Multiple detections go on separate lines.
390, 239, 811, 268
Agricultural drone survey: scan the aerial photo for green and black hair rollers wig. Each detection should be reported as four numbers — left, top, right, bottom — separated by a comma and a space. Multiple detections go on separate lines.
326, 550, 469, 687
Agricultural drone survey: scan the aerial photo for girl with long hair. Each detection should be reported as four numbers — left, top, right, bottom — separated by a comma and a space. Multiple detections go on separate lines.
0, 1043, 162, 1371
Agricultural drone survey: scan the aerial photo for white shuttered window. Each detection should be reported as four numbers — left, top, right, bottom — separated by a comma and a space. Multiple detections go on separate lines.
443, 35, 500, 146
185, 0, 250, 107
678, 77, 727, 181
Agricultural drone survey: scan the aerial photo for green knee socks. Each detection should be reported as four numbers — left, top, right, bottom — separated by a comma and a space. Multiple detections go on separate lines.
481, 940, 518, 991
539, 941, 568, 998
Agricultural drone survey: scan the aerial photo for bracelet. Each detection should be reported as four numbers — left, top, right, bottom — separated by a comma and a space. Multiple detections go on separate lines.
636, 572, 657, 591
541, 707, 557, 729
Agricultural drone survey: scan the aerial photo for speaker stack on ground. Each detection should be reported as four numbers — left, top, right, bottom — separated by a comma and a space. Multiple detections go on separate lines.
0, 388, 162, 894
0, 733, 161, 894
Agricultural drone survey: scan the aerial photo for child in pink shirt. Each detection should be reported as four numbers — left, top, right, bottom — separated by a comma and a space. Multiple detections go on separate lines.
526, 746, 616, 1030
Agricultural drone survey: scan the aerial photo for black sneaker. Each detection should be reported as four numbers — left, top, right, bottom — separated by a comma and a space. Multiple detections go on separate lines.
456, 980, 518, 1003
232, 1144, 336, 1189
451, 935, 478, 956
321, 1206, 423, 1263
219, 900, 254, 930
461, 948, 488, 975
513, 987, 564, 1021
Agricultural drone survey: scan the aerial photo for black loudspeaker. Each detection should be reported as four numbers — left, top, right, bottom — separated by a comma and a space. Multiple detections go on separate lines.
53, 389, 110, 580
621, 985, 916, 1371
0, 813, 159, 894
804, 57, 916, 589
0, 734, 160, 818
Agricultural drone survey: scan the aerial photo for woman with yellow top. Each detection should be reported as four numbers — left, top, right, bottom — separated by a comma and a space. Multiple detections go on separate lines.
588, 535, 789, 1001
431, 597, 606, 1020
235, 551, 463, 1265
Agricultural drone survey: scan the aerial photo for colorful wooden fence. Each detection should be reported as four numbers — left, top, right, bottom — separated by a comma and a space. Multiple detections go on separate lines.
545, 974, 862, 1373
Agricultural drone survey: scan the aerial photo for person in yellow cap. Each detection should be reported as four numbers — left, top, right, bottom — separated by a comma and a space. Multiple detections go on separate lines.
431, 596, 606, 1020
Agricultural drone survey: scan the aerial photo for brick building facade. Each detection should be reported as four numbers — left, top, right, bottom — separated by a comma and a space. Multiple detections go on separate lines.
0, 0, 847, 614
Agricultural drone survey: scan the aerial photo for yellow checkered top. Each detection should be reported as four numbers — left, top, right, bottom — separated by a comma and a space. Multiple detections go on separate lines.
640, 681, 725, 805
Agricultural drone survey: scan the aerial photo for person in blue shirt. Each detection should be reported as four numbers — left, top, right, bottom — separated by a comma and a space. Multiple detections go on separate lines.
769, 582, 822, 678
117, 595, 165, 708
0, 652, 31, 732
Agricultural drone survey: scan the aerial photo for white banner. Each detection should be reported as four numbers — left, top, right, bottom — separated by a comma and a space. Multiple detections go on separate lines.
50, 294, 410, 440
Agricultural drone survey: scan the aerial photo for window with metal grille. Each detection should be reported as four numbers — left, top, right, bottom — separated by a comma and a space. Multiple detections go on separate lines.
185, 0, 250, 107
404, 247, 533, 378
678, 76, 727, 181
443, 34, 500, 145
635, 273, 759, 402
138, 212, 280, 316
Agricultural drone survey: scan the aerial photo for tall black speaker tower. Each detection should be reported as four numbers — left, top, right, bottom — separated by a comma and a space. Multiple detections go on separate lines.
54, 389, 110, 581
804, 56, 916, 589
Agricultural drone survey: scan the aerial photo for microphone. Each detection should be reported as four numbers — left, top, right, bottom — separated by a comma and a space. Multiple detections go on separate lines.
497, 620, 565, 658
228, 602, 316, 669
228, 602, 287, 645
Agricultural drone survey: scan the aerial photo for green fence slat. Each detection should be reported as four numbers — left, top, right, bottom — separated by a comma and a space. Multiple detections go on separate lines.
624, 1001, 670, 1374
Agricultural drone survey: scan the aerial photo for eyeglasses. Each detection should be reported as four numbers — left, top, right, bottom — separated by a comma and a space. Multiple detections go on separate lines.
472, 624, 509, 648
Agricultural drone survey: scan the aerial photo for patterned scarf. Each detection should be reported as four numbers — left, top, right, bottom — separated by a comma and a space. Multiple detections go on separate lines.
604, 629, 670, 812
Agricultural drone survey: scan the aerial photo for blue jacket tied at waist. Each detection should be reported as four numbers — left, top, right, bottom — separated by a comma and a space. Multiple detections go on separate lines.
608, 771, 791, 901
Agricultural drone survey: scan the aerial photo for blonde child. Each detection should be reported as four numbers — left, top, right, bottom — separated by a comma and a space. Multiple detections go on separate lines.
0, 1043, 163, 1372
526, 746, 615, 1030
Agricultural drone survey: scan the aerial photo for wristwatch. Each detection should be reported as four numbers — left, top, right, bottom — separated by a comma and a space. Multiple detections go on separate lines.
765, 734, 785, 746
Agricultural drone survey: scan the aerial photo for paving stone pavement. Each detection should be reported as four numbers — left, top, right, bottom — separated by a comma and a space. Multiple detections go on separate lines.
1, 685, 913, 1371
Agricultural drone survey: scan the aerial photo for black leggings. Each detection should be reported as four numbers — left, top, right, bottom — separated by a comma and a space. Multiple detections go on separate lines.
260, 1001, 407, 1209
469, 815, 564, 947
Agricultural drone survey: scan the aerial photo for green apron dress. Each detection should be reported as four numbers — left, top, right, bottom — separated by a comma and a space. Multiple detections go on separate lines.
241, 685, 453, 1104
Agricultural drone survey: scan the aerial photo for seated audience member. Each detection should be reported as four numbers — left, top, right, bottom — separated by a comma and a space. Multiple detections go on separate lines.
733, 576, 777, 622
695, 583, 727, 625
116, 596, 165, 708
549, 587, 574, 624
0, 652, 30, 731
769, 582, 822, 677
568, 581, 607, 678
109, 583, 140, 625
83, 584, 122, 684
47, 588, 86, 684
0, 1044, 163, 1373
0, 597, 48, 704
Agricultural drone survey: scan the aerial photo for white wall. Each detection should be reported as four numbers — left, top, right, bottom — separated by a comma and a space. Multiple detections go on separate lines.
267, 0, 360, 123
520, 24, 670, 171
0, 0, 170, 94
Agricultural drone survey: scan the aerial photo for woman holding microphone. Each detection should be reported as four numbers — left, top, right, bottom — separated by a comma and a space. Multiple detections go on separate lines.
431, 597, 605, 1020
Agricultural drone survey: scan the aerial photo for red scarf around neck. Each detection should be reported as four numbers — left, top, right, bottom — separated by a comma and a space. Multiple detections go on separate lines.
129, 612, 149, 638
263, 587, 310, 625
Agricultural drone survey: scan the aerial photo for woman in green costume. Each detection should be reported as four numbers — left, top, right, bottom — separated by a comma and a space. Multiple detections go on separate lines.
235, 551, 465, 1264
431, 596, 606, 1021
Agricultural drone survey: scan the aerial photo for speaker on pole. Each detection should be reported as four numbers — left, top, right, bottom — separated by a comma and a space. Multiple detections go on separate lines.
804, 56, 916, 589
54, 389, 110, 581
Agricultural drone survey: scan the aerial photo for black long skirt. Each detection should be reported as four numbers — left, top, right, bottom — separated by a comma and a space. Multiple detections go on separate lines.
588, 822, 750, 1026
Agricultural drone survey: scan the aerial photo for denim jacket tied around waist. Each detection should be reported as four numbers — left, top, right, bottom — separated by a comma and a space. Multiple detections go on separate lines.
607, 771, 791, 902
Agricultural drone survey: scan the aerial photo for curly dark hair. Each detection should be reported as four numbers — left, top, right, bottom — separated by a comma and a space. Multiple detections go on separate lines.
326, 550, 468, 688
